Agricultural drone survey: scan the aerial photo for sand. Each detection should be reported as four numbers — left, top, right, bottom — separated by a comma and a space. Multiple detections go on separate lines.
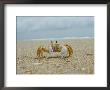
16, 39, 94, 74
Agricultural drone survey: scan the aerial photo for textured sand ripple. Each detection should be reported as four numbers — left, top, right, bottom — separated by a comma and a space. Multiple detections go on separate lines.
17, 39, 94, 74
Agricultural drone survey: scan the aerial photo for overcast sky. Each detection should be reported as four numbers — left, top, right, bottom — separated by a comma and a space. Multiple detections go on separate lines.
17, 16, 94, 40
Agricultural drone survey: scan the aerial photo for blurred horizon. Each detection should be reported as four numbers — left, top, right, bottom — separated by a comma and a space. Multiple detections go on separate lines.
17, 16, 94, 41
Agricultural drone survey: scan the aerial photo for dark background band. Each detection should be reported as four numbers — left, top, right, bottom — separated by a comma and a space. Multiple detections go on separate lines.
0, 0, 109, 90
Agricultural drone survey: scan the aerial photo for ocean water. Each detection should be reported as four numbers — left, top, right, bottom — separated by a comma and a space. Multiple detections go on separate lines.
17, 37, 94, 41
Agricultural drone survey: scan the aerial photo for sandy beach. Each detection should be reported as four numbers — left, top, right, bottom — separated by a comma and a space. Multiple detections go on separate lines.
16, 38, 94, 74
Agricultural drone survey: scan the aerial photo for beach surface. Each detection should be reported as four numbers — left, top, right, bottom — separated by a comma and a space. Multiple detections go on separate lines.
17, 38, 94, 74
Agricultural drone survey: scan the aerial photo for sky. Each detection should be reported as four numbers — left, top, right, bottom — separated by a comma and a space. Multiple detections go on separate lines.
16, 16, 94, 40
